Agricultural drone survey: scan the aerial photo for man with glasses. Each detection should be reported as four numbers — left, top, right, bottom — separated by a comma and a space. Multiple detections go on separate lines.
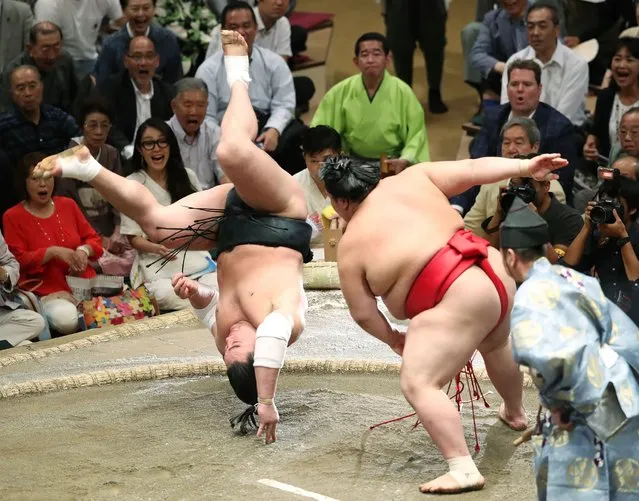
0, 65, 80, 167
2, 22, 78, 114
94, 0, 182, 87
99, 36, 174, 161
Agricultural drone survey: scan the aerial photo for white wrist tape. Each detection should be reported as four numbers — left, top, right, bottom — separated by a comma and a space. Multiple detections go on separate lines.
253, 310, 293, 369
224, 55, 251, 88
192, 287, 218, 331
60, 154, 102, 182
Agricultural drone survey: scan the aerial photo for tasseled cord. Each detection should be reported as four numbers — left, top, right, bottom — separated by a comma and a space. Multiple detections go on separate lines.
229, 404, 259, 435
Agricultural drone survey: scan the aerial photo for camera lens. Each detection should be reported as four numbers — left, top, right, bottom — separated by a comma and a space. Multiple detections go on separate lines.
590, 205, 609, 225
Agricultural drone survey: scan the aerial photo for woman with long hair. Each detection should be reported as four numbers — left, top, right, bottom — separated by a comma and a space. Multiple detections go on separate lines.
120, 117, 218, 311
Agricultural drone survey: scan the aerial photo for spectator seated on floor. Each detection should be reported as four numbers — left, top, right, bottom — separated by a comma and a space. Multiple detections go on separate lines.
195, 2, 305, 175
119, 118, 218, 312
0, 228, 46, 350
293, 125, 342, 245
501, 2, 589, 128
206, 0, 314, 115
311, 32, 429, 174
2, 152, 104, 335
452, 58, 577, 214
34, 0, 124, 79
167, 77, 228, 189
0, 65, 80, 167
562, 173, 639, 325
466, 0, 529, 124
94, 0, 182, 87
583, 38, 639, 173
574, 154, 639, 213
1, 22, 79, 115
55, 95, 136, 277
609, 107, 639, 163
464, 116, 567, 237
100, 36, 174, 162
0, 0, 33, 86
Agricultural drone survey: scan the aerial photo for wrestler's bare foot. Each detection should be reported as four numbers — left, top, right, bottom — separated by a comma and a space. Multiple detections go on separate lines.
419, 472, 486, 495
499, 402, 528, 431
171, 273, 218, 310
221, 30, 248, 56
32, 144, 90, 178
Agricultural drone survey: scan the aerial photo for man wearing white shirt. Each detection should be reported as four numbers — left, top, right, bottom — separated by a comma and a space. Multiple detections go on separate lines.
500, 1, 589, 127
167, 78, 229, 189
34, 0, 125, 79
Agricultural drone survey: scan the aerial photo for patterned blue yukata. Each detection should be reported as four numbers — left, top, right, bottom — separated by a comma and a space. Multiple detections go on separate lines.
511, 257, 639, 500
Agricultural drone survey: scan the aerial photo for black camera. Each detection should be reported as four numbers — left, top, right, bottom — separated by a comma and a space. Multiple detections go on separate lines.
590, 198, 624, 225
500, 183, 537, 212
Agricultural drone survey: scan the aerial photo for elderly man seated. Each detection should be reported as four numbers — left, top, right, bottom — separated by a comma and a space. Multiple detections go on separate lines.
465, 117, 576, 249
2, 22, 78, 114
94, 0, 182, 86
311, 32, 429, 174
500, 2, 589, 128
0, 66, 80, 167
196, 1, 304, 174
293, 125, 342, 244
167, 78, 229, 189
452, 58, 577, 214
100, 36, 174, 160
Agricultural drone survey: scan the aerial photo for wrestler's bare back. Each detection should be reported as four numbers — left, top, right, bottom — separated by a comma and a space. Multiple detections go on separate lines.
211, 245, 306, 354
339, 167, 512, 321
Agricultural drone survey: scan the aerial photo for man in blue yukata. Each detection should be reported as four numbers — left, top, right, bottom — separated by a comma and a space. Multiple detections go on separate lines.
499, 196, 639, 500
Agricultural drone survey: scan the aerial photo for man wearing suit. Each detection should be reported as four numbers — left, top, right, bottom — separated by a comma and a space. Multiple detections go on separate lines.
0, 229, 46, 350
100, 36, 175, 159
451, 58, 577, 213
0, 0, 34, 88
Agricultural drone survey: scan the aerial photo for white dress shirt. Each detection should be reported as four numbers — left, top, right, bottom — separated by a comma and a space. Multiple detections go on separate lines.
195, 46, 295, 134
122, 79, 154, 159
205, 6, 292, 59
501, 43, 589, 126
167, 114, 224, 189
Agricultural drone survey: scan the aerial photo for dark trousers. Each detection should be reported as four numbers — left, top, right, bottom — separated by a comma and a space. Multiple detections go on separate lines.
384, 0, 447, 89
255, 110, 307, 175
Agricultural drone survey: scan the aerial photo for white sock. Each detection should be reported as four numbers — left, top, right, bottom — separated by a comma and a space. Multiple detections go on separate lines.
446, 456, 482, 488
59, 154, 102, 182
192, 286, 218, 331
224, 55, 251, 88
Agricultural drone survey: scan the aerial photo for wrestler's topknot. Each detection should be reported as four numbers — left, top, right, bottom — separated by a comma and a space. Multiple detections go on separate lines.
320, 155, 380, 203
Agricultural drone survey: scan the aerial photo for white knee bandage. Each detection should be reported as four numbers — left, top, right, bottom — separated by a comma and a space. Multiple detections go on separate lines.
253, 311, 293, 369
224, 55, 251, 88
60, 154, 102, 182
192, 287, 218, 331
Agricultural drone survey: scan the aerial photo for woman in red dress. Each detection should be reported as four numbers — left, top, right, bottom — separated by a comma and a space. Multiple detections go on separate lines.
3, 153, 103, 335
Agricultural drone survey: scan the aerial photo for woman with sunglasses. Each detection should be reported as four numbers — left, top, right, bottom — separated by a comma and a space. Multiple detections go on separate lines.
119, 117, 218, 311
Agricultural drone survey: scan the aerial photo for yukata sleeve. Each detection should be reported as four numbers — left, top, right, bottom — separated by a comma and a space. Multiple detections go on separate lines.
400, 87, 429, 163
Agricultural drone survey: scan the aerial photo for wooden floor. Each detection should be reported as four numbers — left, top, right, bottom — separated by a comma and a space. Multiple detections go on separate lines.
296, 0, 480, 161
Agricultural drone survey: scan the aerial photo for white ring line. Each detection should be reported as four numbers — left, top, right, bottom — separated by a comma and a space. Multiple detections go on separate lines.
257, 479, 340, 501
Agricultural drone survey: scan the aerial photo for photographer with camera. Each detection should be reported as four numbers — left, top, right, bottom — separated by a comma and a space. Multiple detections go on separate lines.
482, 158, 583, 258
562, 169, 639, 324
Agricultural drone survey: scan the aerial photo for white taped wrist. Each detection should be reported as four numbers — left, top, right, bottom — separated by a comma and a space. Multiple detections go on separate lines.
192, 288, 218, 331
60, 154, 102, 182
224, 55, 251, 88
253, 311, 293, 369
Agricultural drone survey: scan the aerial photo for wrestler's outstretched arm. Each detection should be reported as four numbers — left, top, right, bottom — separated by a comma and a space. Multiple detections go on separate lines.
416, 153, 568, 199
32, 145, 231, 250
215, 30, 306, 219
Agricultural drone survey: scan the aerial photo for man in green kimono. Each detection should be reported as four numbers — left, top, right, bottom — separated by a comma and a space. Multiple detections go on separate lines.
500, 197, 639, 500
310, 32, 429, 175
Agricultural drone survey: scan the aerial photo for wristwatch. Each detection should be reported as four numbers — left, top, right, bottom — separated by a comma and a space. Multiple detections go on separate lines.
617, 236, 631, 249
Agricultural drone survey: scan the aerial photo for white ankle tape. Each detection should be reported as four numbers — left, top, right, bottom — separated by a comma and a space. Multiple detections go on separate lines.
224, 55, 251, 88
447, 456, 482, 489
192, 287, 218, 331
60, 154, 102, 182
253, 311, 293, 369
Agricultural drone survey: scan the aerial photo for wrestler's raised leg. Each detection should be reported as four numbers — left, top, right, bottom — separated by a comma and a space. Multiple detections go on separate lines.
32, 144, 233, 249
216, 30, 306, 219
400, 266, 506, 494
